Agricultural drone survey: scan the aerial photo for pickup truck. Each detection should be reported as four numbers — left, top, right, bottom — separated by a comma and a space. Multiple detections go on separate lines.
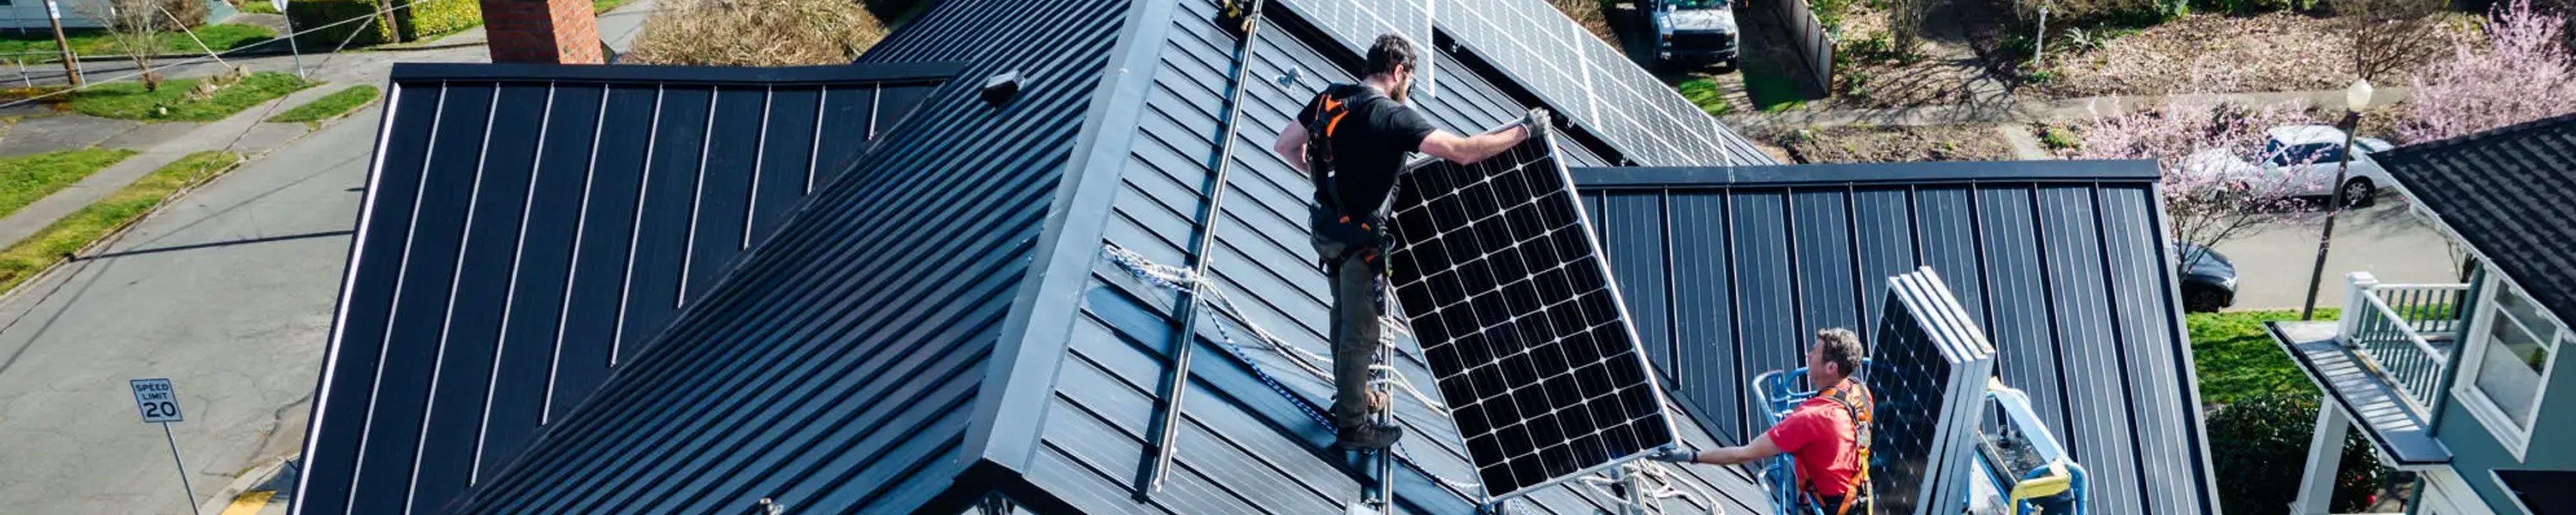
1652, 0, 1742, 71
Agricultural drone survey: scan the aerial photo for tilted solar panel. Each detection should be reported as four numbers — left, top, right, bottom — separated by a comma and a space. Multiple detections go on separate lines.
1386, 127, 1680, 502
1433, 0, 1746, 166
1279, 0, 1438, 94
1867, 267, 1997, 515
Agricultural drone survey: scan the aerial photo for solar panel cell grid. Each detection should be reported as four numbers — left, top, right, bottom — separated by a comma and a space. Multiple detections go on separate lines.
1389, 130, 1678, 501
1865, 268, 1999, 515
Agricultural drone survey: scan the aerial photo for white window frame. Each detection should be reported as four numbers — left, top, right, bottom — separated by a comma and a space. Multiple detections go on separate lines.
2450, 272, 2564, 461
2421, 468, 2502, 515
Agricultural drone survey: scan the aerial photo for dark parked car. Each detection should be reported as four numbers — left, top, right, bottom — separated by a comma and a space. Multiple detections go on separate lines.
2176, 242, 2238, 313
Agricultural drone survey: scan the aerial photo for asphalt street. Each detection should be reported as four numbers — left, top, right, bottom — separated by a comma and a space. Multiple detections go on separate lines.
0, 107, 376, 514
2209, 194, 2466, 311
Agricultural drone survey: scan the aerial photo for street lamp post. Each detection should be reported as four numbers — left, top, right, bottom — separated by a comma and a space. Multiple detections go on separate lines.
2301, 79, 2374, 320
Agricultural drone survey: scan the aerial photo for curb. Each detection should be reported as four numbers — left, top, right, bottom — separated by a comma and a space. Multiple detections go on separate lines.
197, 456, 294, 515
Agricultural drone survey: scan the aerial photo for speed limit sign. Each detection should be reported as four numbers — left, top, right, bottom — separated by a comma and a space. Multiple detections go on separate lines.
129, 378, 183, 423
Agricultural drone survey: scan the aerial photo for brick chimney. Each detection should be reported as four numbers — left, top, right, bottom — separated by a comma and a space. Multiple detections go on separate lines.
480, 0, 604, 64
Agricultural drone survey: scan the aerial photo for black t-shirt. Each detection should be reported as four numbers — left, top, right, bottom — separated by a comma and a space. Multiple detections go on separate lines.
1297, 84, 1436, 216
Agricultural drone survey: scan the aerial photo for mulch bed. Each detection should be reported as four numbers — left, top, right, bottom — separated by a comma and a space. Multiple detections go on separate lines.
2038, 11, 2473, 98
1781, 124, 2018, 163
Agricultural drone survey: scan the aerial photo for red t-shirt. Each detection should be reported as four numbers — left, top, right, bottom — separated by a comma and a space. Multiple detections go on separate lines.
1765, 392, 1864, 497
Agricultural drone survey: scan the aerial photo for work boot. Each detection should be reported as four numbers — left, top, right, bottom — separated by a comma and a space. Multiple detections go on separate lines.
1335, 421, 1405, 450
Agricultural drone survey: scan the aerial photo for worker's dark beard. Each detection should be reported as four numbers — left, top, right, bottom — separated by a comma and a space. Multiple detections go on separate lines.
1390, 76, 1411, 104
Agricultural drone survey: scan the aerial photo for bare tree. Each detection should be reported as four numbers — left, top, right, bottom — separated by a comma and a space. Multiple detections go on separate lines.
2077, 98, 2326, 261
69, 0, 172, 91
2336, 0, 2446, 84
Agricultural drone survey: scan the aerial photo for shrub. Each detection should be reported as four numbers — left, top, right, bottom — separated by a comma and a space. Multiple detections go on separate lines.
2209, 393, 2387, 514
157, 0, 210, 30
288, 0, 399, 47
627, 0, 889, 66
396, 0, 481, 42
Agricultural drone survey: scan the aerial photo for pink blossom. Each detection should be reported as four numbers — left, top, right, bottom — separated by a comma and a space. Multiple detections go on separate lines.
2401, 0, 2576, 142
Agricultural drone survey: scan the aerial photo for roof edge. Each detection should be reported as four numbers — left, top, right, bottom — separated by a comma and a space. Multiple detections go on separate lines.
963, 0, 1175, 476
387, 62, 970, 85
1570, 160, 2160, 189
2377, 110, 2576, 165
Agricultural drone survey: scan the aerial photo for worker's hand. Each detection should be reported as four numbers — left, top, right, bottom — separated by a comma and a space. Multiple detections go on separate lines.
1646, 447, 1698, 464
1522, 107, 1552, 139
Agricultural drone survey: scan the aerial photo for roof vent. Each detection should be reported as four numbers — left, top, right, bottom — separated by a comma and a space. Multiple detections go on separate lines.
982, 72, 1023, 107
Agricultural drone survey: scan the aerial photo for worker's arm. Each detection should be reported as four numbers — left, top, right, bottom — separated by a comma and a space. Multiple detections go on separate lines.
1417, 125, 1528, 165
1690, 433, 1786, 465
1274, 122, 1311, 175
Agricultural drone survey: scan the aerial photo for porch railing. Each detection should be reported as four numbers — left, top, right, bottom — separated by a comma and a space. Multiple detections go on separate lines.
2338, 272, 2468, 412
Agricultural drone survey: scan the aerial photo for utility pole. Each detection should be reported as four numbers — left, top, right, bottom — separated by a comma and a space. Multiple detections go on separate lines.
41, 0, 81, 86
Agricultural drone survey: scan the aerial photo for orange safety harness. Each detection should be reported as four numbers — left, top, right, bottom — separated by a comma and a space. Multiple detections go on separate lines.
1303, 87, 1392, 265
1802, 378, 1875, 515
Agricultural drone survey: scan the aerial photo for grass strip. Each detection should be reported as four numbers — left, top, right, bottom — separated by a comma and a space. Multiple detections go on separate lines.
268, 85, 381, 124
66, 72, 316, 122
0, 149, 141, 220
1674, 78, 1734, 117
0, 151, 243, 294
2188, 309, 2336, 405
0, 24, 278, 64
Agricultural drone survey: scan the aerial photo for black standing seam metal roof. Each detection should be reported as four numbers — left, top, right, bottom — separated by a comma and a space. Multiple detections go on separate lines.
2376, 112, 2576, 331
301, 0, 2220, 514
290, 63, 955, 514
1571, 161, 2222, 514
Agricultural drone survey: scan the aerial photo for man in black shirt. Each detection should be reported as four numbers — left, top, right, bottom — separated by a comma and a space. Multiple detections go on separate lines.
1272, 34, 1538, 450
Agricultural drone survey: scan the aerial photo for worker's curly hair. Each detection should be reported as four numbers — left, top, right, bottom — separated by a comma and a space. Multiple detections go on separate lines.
1815, 328, 1864, 376
1363, 34, 1418, 79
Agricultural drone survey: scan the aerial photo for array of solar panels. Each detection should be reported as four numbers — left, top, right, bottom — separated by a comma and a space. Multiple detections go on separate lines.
1280, 0, 1761, 166
1386, 129, 1679, 501
1434, 0, 1754, 166
1867, 268, 1999, 515
1276, 0, 1437, 95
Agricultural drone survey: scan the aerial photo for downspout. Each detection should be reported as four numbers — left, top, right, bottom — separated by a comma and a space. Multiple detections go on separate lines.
1133, 0, 1269, 499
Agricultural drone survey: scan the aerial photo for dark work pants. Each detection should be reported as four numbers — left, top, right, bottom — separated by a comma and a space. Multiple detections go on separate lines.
1314, 237, 1382, 431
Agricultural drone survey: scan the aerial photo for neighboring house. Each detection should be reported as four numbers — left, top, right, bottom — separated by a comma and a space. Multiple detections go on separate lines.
290, 0, 2220, 513
0, 0, 231, 31
2270, 112, 2576, 515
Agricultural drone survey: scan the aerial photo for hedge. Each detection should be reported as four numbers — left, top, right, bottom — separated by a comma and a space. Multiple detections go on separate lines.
286, 0, 479, 47
398, 0, 481, 41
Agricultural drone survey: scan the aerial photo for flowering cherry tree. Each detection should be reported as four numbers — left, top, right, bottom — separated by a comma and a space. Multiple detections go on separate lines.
2079, 99, 2323, 265
2402, 0, 2576, 142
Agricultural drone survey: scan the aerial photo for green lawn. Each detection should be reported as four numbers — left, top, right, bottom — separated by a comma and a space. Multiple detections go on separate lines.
594, 0, 633, 12
1674, 78, 1734, 117
2190, 309, 2338, 405
240, 1, 282, 14
66, 72, 316, 122
268, 85, 381, 124
0, 151, 241, 294
0, 149, 140, 220
0, 24, 278, 64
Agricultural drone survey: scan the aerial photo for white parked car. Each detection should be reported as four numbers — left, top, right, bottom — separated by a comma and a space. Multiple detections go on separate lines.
2255, 125, 2396, 207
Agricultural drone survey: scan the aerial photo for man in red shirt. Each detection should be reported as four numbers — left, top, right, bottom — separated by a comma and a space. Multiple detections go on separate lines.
1654, 328, 1872, 514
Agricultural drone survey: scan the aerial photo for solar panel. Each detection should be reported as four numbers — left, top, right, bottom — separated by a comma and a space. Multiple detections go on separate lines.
1867, 267, 1997, 515
1280, 0, 1438, 95
1385, 126, 1679, 502
1432, 0, 1746, 166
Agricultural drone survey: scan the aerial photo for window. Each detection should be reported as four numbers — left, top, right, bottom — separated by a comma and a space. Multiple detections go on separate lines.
2457, 274, 2565, 454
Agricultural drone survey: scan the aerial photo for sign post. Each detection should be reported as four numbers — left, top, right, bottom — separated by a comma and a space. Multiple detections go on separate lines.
129, 378, 202, 515
273, 0, 304, 79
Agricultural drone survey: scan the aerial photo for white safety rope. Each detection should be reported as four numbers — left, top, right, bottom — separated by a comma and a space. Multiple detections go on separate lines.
1576, 461, 1727, 515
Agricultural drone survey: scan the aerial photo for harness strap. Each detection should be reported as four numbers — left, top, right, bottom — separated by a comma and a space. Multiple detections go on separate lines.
1800, 378, 1873, 515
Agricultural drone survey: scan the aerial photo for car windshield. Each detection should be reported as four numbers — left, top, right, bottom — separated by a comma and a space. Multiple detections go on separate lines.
1671, 0, 1729, 9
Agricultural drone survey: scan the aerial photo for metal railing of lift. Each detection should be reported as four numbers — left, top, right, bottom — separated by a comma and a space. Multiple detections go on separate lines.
2346, 283, 2468, 413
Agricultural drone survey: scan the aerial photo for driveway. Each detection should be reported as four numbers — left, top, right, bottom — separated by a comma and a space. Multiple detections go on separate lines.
2210, 194, 2465, 311
0, 106, 377, 514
